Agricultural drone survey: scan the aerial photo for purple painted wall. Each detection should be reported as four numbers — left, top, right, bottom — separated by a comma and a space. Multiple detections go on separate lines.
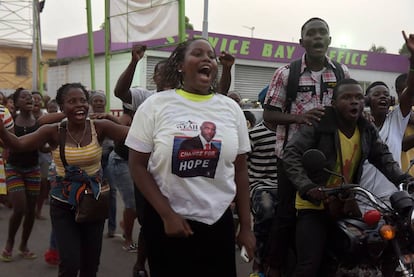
57, 30, 409, 73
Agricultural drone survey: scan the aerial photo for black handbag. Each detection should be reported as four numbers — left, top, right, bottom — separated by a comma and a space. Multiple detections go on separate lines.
58, 121, 110, 223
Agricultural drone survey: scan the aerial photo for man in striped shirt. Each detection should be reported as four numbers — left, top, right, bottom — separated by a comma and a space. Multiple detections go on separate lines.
247, 119, 277, 276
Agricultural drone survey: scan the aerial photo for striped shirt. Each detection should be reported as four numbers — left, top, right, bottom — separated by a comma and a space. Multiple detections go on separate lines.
264, 54, 350, 158
247, 122, 278, 193
52, 120, 102, 177
0, 105, 14, 131
0, 105, 14, 195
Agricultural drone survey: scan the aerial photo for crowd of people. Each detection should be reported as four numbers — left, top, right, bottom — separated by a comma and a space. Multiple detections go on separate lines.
0, 16, 413, 277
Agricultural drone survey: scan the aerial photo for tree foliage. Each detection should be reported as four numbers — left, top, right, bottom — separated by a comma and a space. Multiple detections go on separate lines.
369, 44, 387, 53
399, 43, 410, 56
185, 16, 194, 30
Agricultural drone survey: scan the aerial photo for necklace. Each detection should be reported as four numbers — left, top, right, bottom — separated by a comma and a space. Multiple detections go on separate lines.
66, 123, 87, 148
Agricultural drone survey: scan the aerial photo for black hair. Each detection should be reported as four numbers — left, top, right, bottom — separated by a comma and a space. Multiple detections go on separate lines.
162, 38, 218, 93
13, 87, 30, 111
244, 110, 256, 127
395, 73, 408, 94
32, 91, 42, 96
365, 81, 388, 96
13, 87, 26, 104
332, 78, 361, 100
152, 59, 175, 91
154, 59, 167, 74
301, 17, 330, 37
56, 83, 89, 107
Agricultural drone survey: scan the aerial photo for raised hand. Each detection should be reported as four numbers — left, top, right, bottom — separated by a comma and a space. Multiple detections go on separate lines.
131, 44, 147, 63
296, 107, 325, 125
218, 51, 235, 68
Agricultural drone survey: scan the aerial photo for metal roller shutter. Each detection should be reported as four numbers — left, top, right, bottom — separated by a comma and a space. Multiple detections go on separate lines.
146, 56, 166, 91
234, 64, 276, 102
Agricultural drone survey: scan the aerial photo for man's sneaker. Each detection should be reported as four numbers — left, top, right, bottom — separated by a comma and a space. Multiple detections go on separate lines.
133, 268, 148, 277
122, 243, 138, 253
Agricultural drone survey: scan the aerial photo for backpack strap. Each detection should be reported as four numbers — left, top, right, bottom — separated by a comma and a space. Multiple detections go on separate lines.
285, 59, 302, 113
282, 59, 302, 148
58, 121, 68, 167
331, 60, 345, 83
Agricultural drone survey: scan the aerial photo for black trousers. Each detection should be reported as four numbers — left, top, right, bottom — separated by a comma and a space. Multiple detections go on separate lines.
143, 204, 236, 277
50, 199, 104, 277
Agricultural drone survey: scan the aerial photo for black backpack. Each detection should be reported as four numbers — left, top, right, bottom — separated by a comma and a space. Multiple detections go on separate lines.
280, 58, 345, 147
285, 59, 345, 113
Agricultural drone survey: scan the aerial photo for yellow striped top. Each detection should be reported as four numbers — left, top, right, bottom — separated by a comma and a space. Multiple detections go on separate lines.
52, 120, 102, 176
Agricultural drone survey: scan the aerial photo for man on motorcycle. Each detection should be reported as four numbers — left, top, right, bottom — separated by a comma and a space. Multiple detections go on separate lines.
282, 77, 414, 277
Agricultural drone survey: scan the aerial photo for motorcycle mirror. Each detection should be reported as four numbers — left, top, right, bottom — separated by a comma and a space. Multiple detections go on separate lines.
302, 149, 328, 172
302, 149, 346, 183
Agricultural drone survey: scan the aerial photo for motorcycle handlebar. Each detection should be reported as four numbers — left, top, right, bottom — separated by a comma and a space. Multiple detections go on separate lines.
319, 184, 382, 209
319, 184, 359, 195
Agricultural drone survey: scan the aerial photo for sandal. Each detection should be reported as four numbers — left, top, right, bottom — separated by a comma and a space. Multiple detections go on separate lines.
0, 249, 12, 262
19, 249, 37, 259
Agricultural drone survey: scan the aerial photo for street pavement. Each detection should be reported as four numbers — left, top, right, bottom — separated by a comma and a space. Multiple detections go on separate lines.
0, 197, 252, 277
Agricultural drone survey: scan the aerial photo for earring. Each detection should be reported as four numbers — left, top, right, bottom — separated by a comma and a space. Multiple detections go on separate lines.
178, 69, 182, 73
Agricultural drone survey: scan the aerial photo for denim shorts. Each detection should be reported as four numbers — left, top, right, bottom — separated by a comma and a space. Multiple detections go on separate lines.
107, 151, 136, 210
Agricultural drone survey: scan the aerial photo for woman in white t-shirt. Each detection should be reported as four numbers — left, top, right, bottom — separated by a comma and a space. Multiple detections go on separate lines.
126, 38, 255, 277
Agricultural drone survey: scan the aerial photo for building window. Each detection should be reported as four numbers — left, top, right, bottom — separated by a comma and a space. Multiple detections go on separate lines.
16, 56, 28, 76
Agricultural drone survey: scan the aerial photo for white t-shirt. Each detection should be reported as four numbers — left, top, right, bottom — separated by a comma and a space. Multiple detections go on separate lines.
125, 89, 251, 225
359, 105, 409, 212
124, 87, 154, 111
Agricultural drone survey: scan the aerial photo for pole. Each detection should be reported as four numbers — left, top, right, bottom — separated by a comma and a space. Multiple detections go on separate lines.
178, 0, 185, 42
37, 0, 43, 94
32, 0, 39, 90
202, 0, 208, 39
86, 0, 96, 90
104, 0, 110, 112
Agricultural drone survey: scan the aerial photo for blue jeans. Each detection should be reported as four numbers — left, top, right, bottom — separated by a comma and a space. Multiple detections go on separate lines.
103, 163, 116, 233
108, 151, 136, 210
50, 199, 105, 277
251, 186, 278, 264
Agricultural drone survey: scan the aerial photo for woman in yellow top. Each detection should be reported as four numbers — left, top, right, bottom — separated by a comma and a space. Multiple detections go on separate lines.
0, 83, 129, 277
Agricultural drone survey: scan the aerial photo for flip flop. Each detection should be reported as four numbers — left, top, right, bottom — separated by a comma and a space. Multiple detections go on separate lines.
19, 250, 37, 259
0, 249, 12, 262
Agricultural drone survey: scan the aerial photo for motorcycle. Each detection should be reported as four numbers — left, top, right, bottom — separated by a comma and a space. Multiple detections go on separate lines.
301, 149, 414, 277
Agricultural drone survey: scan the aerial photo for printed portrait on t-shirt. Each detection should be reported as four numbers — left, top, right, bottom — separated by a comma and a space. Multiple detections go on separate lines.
172, 121, 221, 178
